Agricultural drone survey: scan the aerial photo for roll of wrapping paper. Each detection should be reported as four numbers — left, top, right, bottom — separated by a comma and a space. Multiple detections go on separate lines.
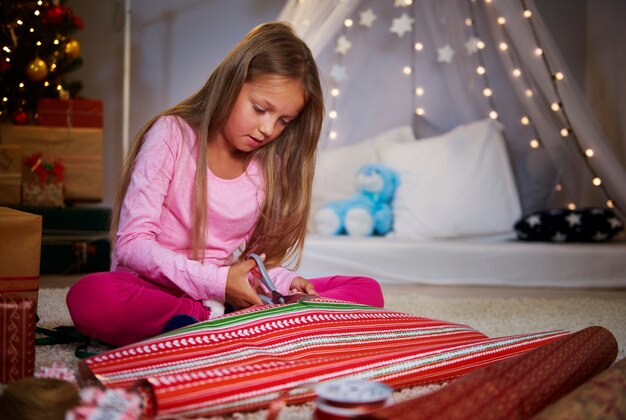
532, 356, 626, 419
365, 326, 618, 420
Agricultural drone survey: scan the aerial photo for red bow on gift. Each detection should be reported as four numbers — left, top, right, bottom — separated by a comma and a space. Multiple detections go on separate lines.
24, 152, 65, 185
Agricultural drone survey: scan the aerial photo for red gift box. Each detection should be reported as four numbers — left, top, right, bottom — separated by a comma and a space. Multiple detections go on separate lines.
0, 295, 36, 384
38, 98, 103, 128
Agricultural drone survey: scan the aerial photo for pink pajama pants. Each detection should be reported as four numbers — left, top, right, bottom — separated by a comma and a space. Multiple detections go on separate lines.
66, 271, 384, 346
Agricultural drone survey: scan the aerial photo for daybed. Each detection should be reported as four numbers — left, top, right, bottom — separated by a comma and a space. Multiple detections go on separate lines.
302, 120, 626, 289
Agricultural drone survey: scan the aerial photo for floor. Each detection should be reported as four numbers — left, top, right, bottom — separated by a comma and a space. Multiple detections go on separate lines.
42, 274, 626, 300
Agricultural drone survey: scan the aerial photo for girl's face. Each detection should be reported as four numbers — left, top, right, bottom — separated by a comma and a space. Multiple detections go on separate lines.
220, 75, 305, 153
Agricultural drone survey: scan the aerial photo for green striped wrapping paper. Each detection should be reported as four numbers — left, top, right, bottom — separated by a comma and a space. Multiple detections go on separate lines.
80, 298, 569, 417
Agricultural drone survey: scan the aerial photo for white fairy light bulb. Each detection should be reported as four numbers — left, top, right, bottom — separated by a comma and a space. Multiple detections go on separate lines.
36, 41, 42, 46
530, 139, 540, 148
592, 177, 602, 186
525, 89, 533, 97
16, 19, 23, 25
585, 148, 594, 157
551, 102, 561, 111
567, 202, 576, 210
560, 128, 570, 137
2, 46, 9, 53
414, 42, 423, 51
465, 18, 473, 26
329, 110, 338, 119
415, 87, 424, 96
521, 116, 530, 125
56, 84, 63, 91
483, 88, 493, 97
512, 68, 522, 77
476, 66, 486, 75
497, 17, 506, 25
477, 41, 485, 49
534, 48, 543, 56
34, 9, 40, 16
499, 42, 508, 51
44, 81, 49, 87
485, 0, 493, 3
29, 27, 34, 33
329, 131, 337, 140
489, 110, 498, 119
555, 184, 562, 192
523, 9, 532, 18
344, 19, 353, 28
554, 72, 564, 80
403, 66, 412, 75
19, 82, 24, 88
404, 0, 413, 5
415, 107, 425, 116
330, 88, 340, 97
607, 200, 615, 208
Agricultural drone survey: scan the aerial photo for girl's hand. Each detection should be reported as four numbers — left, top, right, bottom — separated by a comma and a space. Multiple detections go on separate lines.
225, 258, 264, 309
289, 277, 319, 296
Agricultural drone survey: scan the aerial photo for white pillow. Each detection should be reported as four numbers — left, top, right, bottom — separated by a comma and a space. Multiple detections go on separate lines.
380, 119, 521, 239
311, 126, 415, 217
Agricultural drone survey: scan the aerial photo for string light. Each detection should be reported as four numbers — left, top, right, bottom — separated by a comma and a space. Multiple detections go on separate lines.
550, 102, 561, 111
520, 116, 530, 125
403, 66, 412, 75
585, 148, 594, 157
415, 87, 424, 96
414, 42, 423, 51
415, 107, 425, 116
553, 72, 564, 80
344, 19, 353, 28
330, 88, 340, 97
534, 47, 543, 56
512, 68, 521, 77
592, 177, 602, 186
476, 66, 486, 75
529, 139, 540, 148
560, 128, 570, 137
329, 110, 338, 119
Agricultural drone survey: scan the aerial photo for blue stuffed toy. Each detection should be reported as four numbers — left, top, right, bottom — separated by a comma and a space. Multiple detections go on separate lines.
314, 164, 400, 236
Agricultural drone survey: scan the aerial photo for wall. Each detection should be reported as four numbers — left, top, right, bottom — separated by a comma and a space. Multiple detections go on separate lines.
67, 0, 615, 211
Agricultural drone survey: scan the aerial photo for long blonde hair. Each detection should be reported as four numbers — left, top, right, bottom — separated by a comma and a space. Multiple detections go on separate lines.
111, 22, 324, 269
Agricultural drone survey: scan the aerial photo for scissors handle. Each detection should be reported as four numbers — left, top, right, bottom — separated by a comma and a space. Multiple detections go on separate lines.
249, 253, 278, 293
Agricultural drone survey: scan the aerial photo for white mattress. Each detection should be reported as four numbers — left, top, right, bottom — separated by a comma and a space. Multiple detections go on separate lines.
298, 234, 626, 288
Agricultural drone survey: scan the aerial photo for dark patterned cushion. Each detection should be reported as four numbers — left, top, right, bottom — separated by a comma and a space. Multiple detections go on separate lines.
514, 207, 624, 242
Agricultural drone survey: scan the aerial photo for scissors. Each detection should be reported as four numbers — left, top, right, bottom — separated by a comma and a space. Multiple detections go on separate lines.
249, 253, 316, 305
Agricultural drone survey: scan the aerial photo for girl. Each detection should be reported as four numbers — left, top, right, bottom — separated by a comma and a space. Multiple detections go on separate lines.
67, 22, 384, 347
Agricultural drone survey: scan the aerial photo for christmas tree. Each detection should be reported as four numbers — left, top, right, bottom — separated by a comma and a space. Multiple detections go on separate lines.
0, 0, 84, 125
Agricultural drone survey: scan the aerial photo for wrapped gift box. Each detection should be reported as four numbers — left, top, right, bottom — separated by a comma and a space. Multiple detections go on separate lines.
38, 98, 103, 128
0, 145, 21, 205
0, 295, 36, 384
0, 207, 42, 307
0, 125, 103, 202
14, 206, 112, 274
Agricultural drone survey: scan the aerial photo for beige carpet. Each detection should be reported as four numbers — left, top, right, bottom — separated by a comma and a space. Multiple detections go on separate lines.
34, 286, 626, 419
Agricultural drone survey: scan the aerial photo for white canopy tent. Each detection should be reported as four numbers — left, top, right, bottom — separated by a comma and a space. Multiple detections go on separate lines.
279, 0, 626, 220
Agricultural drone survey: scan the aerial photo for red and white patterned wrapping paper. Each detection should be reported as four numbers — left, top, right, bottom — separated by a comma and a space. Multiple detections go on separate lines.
81, 299, 570, 418
0, 295, 36, 384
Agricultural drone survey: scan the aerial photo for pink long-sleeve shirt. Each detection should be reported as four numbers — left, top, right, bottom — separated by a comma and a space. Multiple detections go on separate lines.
112, 115, 299, 301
